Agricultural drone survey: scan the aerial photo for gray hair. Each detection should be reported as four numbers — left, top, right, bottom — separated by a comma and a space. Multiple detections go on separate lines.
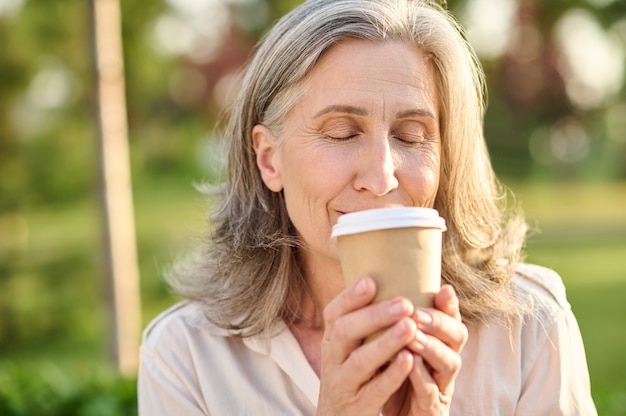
168, 0, 527, 336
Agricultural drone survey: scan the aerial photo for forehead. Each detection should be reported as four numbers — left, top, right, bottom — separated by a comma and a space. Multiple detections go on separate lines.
299, 39, 438, 115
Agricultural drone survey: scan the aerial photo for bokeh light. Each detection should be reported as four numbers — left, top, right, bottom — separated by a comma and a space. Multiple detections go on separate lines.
0, 0, 24, 18
462, 0, 517, 60
554, 9, 625, 110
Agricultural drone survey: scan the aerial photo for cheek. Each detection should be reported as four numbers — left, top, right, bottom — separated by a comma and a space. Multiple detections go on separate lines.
279, 145, 349, 245
422, 167, 440, 204
403, 147, 441, 206
282, 144, 349, 195
280, 147, 340, 218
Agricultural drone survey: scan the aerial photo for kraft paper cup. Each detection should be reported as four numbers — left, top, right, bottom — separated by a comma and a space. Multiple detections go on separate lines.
331, 207, 446, 342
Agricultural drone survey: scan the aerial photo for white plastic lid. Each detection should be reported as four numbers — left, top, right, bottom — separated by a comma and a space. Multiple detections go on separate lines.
331, 207, 446, 237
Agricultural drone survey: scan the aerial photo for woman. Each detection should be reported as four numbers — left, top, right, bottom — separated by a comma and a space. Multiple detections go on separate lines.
138, 0, 597, 414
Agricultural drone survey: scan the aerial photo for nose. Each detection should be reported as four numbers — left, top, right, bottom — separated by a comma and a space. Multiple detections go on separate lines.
353, 137, 399, 196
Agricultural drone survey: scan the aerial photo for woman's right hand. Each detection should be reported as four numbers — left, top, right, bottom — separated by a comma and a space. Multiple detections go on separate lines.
316, 276, 419, 416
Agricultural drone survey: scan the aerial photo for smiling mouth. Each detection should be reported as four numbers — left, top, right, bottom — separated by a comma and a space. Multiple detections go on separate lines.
338, 206, 406, 215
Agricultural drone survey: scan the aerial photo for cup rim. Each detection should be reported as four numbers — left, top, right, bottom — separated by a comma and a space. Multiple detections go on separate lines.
331, 207, 446, 237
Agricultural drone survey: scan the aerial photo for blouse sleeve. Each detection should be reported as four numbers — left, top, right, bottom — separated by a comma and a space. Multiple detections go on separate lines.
137, 303, 210, 416
515, 268, 597, 415
138, 343, 209, 416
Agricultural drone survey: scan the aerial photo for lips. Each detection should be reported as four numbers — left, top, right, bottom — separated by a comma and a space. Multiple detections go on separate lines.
337, 206, 407, 215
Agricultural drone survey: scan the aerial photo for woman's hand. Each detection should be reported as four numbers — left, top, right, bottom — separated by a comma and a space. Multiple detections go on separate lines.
316, 277, 467, 416
317, 276, 419, 416
384, 284, 468, 415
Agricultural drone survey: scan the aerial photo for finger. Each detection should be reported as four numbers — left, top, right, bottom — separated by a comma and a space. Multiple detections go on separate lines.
362, 349, 413, 405
342, 316, 418, 381
323, 276, 376, 343
408, 355, 442, 412
332, 296, 414, 347
413, 307, 468, 351
435, 284, 461, 320
321, 319, 417, 414
409, 333, 462, 392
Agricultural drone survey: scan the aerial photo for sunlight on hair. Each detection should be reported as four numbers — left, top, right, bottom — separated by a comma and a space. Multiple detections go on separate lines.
554, 9, 625, 110
197, 131, 227, 179
462, 0, 517, 60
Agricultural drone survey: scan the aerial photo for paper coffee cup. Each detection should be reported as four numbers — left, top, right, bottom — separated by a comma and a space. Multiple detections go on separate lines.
331, 207, 446, 341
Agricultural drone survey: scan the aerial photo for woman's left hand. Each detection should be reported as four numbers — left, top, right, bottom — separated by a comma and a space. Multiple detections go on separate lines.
383, 284, 468, 415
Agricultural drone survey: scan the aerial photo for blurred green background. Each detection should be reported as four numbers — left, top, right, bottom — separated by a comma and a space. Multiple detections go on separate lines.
1, 0, 625, 414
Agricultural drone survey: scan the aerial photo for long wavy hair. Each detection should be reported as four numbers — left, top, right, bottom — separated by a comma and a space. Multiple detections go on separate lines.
168, 0, 528, 337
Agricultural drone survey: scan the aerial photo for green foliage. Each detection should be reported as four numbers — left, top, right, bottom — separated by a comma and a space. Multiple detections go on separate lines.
510, 181, 626, 416
0, 198, 103, 346
0, 363, 137, 416
1, 179, 625, 415
1, 0, 625, 216
1, 0, 625, 414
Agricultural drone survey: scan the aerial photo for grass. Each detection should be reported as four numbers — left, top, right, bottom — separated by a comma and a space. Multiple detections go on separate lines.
509, 180, 626, 415
1, 178, 625, 414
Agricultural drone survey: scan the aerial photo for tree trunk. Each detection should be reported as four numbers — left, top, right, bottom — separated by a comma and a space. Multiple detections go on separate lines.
90, 0, 141, 377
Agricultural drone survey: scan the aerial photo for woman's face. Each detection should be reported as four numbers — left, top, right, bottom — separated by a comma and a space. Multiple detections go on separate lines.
254, 39, 441, 267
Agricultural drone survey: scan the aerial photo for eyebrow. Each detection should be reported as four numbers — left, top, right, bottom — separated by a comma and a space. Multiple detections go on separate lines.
313, 105, 436, 120
395, 108, 436, 119
314, 105, 369, 118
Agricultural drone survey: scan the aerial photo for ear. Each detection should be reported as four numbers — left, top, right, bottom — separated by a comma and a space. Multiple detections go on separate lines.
252, 124, 283, 192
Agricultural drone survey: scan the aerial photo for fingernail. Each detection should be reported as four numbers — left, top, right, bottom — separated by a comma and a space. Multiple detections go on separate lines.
394, 319, 409, 336
389, 298, 406, 315
354, 278, 368, 296
416, 309, 433, 326
415, 330, 428, 345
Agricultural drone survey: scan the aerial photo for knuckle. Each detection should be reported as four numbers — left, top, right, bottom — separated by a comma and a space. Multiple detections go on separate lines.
365, 377, 387, 399
322, 302, 338, 325
449, 353, 462, 374
424, 385, 439, 403
367, 302, 387, 324
346, 348, 368, 371
459, 322, 469, 344
440, 351, 462, 375
331, 316, 350, 340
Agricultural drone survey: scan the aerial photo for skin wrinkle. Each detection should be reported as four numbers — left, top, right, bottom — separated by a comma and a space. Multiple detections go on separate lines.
155, 7, 587, 412
314, 105, 369, 118
255, 40, 441, 324
163, 1, 535, 363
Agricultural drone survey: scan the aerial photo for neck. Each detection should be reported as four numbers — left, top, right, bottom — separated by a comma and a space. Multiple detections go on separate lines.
288, 248, 344, 329
287, 249, 343, 377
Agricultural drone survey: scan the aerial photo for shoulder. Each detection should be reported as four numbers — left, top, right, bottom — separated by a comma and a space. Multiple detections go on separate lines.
139, 303, 249, 414
507, 263, 574, 342
142, 301, 231, 351
512, 263, 571, 314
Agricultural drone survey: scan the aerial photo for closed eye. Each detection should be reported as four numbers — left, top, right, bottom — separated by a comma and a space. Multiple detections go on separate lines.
391, 118, 439, 148
391, 131, 428, 147
324, 133, 360, 142
318, 117, 362, 143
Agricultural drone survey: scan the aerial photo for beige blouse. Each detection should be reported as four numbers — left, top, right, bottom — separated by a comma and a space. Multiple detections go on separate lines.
138, 264, 597, 415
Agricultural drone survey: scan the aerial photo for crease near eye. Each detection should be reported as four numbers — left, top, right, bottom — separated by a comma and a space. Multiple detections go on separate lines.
323, 132, 360, 142
391, 130, 432, 147
317, 119, 438, 146
319, 121, 361, 142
